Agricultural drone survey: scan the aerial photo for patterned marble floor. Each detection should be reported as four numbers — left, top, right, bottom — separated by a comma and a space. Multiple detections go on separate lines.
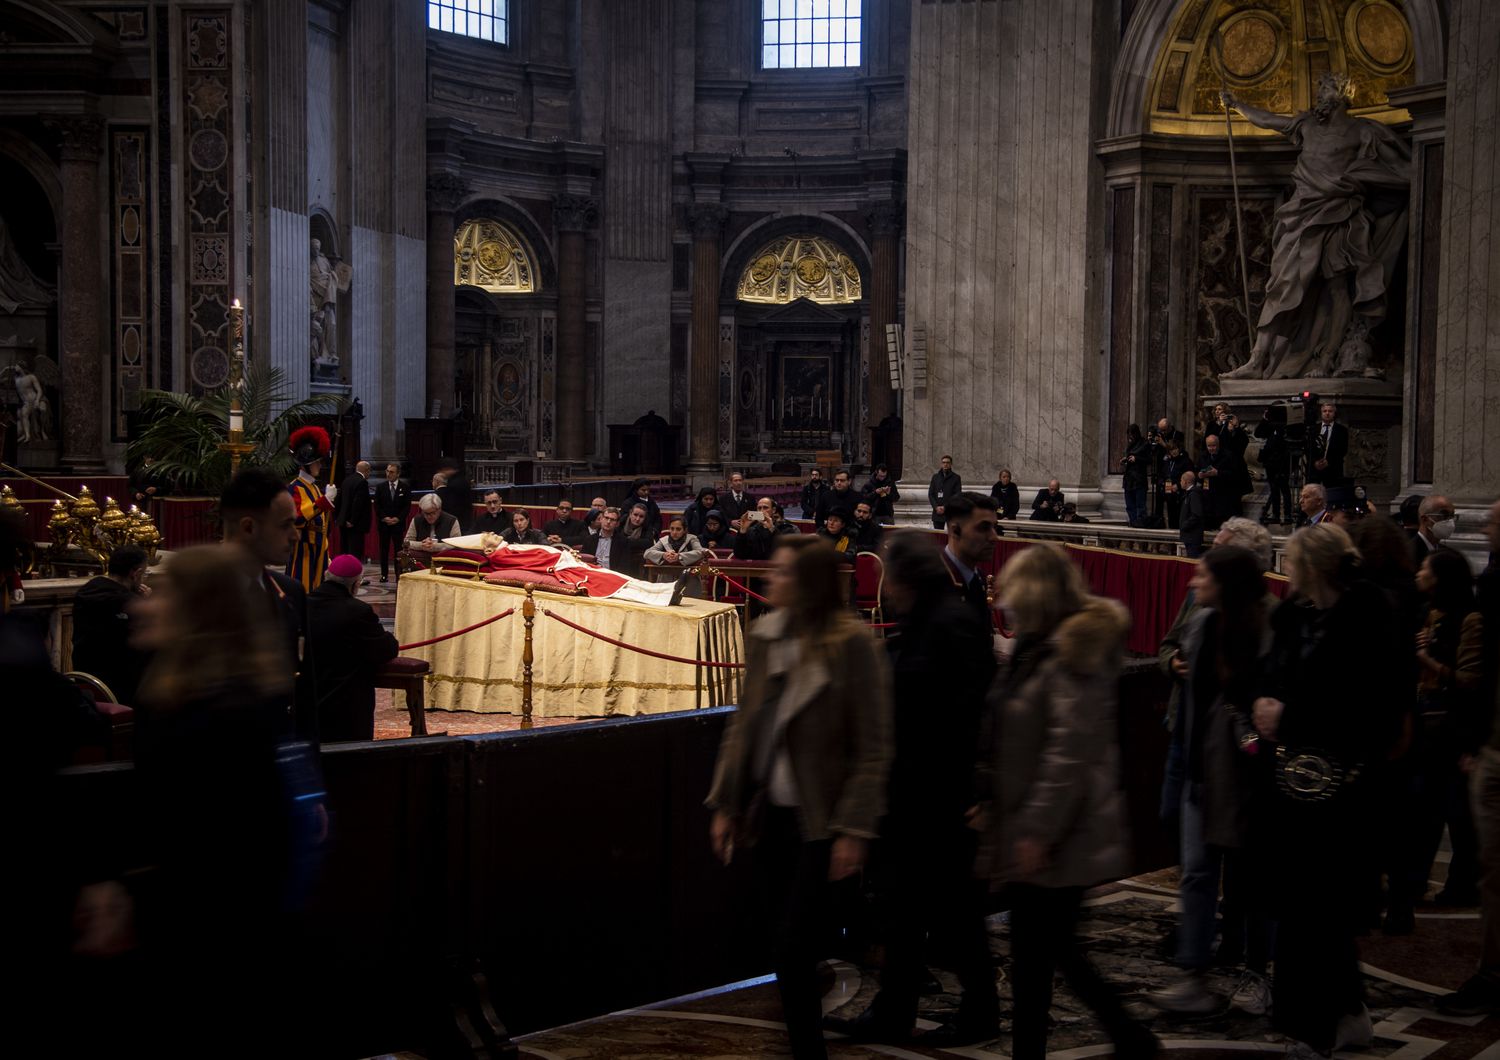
509, 871, 1492, 1060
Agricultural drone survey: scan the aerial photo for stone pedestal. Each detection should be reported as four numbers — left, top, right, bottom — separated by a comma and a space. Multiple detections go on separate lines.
1210, 377, 1405, 510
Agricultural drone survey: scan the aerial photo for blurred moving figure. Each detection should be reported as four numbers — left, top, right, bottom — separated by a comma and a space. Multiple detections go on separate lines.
706, 536, 893, 1060
825, 530, 998, 1046
979, 544, 1157, 1060
76, 545, 324, 1053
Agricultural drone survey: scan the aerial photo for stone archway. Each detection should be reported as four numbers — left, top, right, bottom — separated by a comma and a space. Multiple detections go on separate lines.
719, 218, 871, 465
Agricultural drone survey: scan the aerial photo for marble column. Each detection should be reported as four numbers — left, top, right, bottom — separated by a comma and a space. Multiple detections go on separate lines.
553, 195, 597, 461
425, 172, 468, 417
1432, 0, 1500, 510
50, 114, 107, 471
687, 203, 728, 471
866, 200, 902, 431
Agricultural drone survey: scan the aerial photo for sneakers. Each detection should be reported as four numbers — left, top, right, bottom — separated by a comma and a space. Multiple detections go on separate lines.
1147, 972, 1218, 1015
1230, 970, 1272, 1016
1436, 976, 1500, 1017
1334, 1005, 1373, 1051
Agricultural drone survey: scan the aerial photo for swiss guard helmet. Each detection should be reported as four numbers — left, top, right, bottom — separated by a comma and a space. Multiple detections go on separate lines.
289, 426, 331, 469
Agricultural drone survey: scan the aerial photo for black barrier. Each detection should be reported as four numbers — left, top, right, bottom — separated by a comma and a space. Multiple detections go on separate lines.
55, 672, 1174, 1054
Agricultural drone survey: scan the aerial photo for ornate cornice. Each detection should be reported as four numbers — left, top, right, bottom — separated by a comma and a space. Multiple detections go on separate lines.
46, 114, 106, 162
426, 172, 471, 214
866, 200, 905, 238
552, 195, 598, 233
687, 202, 730, 240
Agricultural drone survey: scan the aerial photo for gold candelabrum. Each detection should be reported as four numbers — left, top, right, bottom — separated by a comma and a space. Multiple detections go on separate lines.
1, 466, 164, 576
217, 298, 256, 474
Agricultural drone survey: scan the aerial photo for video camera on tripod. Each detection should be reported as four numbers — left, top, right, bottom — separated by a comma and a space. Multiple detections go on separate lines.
1262, 390, 1320, 447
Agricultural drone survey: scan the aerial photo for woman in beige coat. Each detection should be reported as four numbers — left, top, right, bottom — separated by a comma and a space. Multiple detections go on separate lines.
980, 543, 1156, 1060
706, 535, 893, 1060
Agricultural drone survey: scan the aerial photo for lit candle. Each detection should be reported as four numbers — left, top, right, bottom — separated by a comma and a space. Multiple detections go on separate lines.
230, 410, 243, 434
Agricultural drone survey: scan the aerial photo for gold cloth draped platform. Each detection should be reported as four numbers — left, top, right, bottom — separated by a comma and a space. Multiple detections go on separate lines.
394, 571, 744, 717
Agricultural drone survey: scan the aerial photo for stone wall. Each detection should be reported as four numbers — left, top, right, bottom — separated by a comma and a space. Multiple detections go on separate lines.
901, 0, 1116, 497
1432, 0, 1500, 508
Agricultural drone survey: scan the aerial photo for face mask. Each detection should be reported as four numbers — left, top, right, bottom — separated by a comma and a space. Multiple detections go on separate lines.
1430, 517, 1456, 541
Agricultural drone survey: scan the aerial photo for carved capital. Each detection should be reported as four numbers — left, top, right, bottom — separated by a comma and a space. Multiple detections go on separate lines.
426, 172, 470, 214
552, 195, 598, 233
47, 114, 106, 162
866, 200, 905, 238
687, 203, 730, 241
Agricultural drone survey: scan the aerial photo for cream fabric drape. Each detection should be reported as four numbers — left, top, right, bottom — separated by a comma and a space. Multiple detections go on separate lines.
394, 571, 744, 716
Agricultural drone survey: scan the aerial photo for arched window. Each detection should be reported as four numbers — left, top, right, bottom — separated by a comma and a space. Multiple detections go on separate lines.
736, 234, 862, 304
762, 0, 861, 70
454, 218, 538, 293
428, 0, 507, 44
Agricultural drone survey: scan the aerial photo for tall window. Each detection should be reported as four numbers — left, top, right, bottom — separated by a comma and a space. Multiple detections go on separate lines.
428, 0, 507, 44
762, 0, 861, 70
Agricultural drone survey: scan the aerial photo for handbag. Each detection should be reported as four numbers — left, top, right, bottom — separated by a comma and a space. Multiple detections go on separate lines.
1274, 744, 1361, 802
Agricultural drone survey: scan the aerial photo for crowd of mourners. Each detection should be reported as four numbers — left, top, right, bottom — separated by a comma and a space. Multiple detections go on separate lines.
5, 449, 1498, 1058
707, 492, 1500, 1060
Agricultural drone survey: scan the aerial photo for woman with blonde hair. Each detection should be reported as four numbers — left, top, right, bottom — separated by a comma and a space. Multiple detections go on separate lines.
980, 543, 1156, 1060
1253, 522, 1403, 1057
706, 535, 893, 1059
121, 545, 312, 1048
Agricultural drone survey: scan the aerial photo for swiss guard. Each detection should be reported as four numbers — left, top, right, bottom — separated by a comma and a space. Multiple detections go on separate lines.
286, 425, 337, 591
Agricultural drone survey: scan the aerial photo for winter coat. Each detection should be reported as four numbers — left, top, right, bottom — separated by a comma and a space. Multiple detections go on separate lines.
981, 597, 1130, 889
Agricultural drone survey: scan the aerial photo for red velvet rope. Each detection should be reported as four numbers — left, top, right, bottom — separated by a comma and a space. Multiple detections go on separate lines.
710, 570, 771, 604
540, 608, 747, 670
397, 607, 515, 651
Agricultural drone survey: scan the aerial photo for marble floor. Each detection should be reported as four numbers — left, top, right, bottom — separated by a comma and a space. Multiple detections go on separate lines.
508, 869, 1492, 1060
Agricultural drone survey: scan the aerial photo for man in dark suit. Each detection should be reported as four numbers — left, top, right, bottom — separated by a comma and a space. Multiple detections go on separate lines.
307, 554, 398, 742
334, 460, 373, 560
1306, 402, 1350, 505
940, 492, 1000, 631
801, 468, 829, 520
71, 545, 152, 706
1196, 435, 1238, 529
1411, 494, 1456, 567
1178, 470, 1206, 558
1030, 479, 1065, 522
862, 464, 900, 525
220, 467, 318, 739
373, 463, 411, 583
719, 471, 751, 523
928, 455, 962, 529
585, 508, 632, 573
543, 498, 588, 547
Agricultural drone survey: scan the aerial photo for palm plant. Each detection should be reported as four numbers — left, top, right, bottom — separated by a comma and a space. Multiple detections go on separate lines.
126, 360, 346, 497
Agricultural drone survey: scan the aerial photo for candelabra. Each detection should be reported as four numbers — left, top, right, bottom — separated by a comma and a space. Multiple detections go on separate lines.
217, 298, 256, 474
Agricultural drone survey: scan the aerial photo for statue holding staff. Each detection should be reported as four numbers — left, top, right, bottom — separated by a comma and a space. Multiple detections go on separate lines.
1220, 72, 1411, 380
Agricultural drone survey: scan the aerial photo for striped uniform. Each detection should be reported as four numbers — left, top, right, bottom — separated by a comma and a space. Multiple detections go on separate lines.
286, 475, 332, 591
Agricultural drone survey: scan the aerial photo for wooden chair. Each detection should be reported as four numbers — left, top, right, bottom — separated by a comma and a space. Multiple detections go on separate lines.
375, 657, 432, 737
65, 671, 134, 762
853, 551, 884, 626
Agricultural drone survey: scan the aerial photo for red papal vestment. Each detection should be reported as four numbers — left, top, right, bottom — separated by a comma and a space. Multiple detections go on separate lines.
480, 542, 677, 607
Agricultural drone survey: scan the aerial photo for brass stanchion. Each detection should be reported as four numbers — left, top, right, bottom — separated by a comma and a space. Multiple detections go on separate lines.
521, 584, 536, 729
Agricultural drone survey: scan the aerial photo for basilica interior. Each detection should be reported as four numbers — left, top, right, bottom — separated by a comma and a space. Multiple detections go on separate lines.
3, 0, 1498, 1056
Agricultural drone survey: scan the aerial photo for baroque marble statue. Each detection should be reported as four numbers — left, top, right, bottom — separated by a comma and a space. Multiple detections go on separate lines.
9, 361, 53, 444
309, 237, 352, 368
1221, 72, 1411, 381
